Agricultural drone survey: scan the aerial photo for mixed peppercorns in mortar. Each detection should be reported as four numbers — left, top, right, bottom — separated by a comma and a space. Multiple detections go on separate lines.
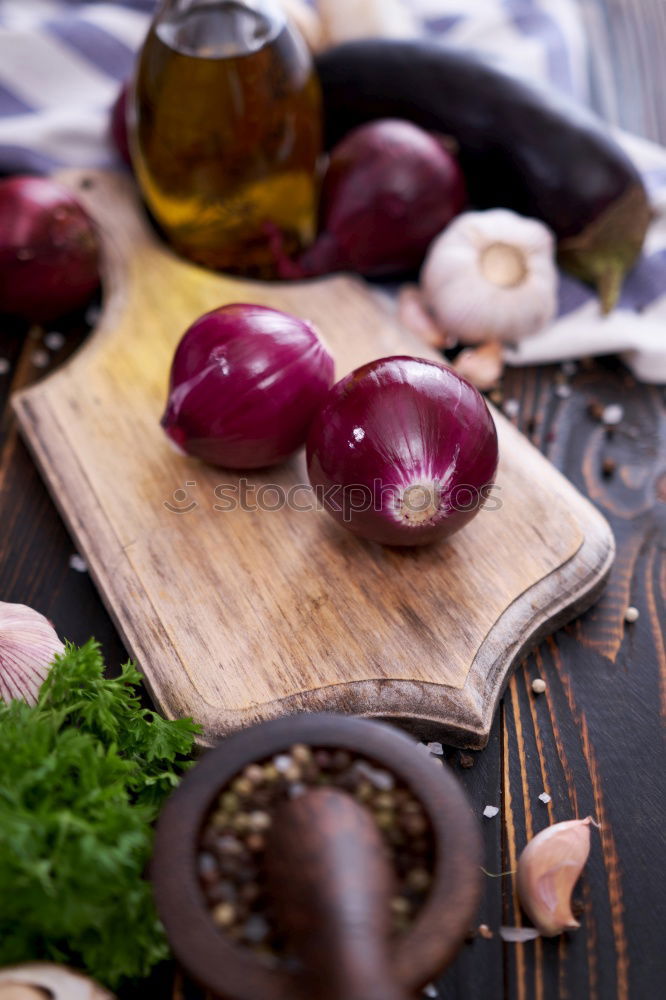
197, 743, 436, 962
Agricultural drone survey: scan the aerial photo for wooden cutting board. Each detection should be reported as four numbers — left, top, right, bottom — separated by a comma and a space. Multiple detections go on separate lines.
13, 169, 614, 748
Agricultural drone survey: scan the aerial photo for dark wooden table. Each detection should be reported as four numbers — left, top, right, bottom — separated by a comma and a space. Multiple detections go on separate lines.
1, 305, 663, 1000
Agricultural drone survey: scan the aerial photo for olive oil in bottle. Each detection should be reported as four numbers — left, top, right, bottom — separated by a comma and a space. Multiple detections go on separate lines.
131, 0, 321, 277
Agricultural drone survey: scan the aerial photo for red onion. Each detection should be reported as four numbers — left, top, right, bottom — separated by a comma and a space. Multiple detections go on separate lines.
162, 304, 335, 469
110, 80, 132, 168
297, 118, 467, 278
306, 356, 498, 546
0, 176, 100, 324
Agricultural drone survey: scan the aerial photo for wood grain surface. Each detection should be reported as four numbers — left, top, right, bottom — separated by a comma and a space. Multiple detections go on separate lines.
10, 169, 613, 748
1, 292, 664, 1000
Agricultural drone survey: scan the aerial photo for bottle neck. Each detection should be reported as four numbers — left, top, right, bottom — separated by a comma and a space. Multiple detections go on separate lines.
157, 0, 275, 15
154, 0, 286, 58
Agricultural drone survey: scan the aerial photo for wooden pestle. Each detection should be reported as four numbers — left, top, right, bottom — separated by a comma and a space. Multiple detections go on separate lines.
265, 787, 413, 1000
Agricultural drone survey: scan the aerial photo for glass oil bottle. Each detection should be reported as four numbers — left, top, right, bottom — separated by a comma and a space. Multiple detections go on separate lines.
131, 0, 322, 277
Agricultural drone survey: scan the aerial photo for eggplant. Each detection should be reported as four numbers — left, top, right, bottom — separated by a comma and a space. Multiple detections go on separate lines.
316, 40, 651, 312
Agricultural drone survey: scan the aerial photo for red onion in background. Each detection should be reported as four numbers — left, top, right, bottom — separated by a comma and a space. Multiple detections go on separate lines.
110, 80, 132, 168
307, 356, 498, 546
296, 118, 467, 278
162, 303, 335, 469
0, 176, 100, 324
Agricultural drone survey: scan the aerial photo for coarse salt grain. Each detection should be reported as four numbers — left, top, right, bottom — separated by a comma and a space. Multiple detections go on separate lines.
69, 554, 88, 573
503, 398, 520, 418
483, 805, 500, 819
624, 606, 639, 623
601, 404, 623, 426
44, 331, 65, 351
499, 926, 540, 943
555, 383, 572, 399
531, 678, 547, 694
0, 358, 10, 375
538, 792, 551, 804
423, 986, 438, 998
426, 741, 443, 756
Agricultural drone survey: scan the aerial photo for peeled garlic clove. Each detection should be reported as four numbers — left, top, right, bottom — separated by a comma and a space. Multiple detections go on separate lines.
0, 601, 64, 705
517, 817, 595, 937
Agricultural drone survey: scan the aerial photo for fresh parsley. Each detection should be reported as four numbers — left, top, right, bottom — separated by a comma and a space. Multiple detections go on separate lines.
0, 639, 200, 987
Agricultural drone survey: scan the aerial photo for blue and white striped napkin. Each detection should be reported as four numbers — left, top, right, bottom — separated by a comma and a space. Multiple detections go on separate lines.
0, 0, 664, 380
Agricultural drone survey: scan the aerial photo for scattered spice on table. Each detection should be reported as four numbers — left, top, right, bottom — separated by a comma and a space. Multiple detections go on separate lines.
601, 456, 617, 478
31, 349, 50, 369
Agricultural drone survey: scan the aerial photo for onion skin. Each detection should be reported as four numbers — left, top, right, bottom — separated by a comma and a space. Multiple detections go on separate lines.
307, 357, 498, 546
162, 304, 335, 469
298, 118, 466, 278
0, 176, 100, 324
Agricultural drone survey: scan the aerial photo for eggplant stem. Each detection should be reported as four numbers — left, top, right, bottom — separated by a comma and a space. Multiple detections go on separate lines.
596, 262, 624, 315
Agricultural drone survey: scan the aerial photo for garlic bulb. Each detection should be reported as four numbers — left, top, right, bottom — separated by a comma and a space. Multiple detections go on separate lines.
517, 817, 596, 936
421, 209, 558, 345
279, 0, 326, 52
316, 0, 419, 46
0, 601, 64, 705
0, 964, 113, 1000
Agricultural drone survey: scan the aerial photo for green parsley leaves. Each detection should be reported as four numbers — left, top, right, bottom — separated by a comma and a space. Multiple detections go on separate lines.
0, 640, 200, 987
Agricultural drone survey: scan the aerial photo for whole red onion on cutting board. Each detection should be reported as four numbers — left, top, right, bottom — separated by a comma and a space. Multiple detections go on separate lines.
307, 356, 498, 546
0, 176, 100, 324
162, 303, 334, 469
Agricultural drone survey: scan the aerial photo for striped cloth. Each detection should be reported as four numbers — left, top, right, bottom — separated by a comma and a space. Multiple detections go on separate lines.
0, 0, 664, 380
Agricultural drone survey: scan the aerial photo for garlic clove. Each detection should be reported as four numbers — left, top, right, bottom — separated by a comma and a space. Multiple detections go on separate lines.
397, 284, 449, 349
0, 964, 113, 1000
453, 341, 504, 391
517, 817, 596, 937
0, 601, 64, 705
